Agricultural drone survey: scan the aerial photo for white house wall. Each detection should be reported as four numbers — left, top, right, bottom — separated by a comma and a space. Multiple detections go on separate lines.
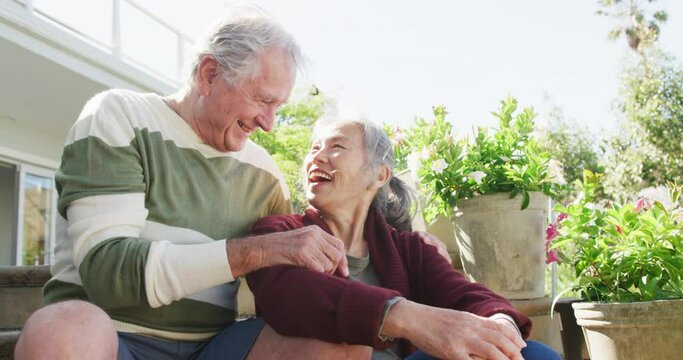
0, 0, 177, 168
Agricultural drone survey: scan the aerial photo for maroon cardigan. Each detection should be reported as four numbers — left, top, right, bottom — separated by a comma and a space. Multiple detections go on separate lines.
247, 207, 532, 350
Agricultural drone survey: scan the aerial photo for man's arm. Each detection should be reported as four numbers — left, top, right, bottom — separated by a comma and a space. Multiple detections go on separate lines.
227, 226, 349, 278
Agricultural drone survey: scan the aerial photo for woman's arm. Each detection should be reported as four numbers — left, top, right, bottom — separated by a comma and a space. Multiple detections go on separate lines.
396, 231, 532, 337
247, 264, 400, 348
380, 299, 526, 360
246, 215, 400, 348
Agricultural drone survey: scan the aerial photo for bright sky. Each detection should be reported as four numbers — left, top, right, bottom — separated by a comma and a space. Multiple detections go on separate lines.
58, 0, 683, 135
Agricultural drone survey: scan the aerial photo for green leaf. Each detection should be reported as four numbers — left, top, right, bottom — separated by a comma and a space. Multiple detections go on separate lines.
521, 190, 530, 210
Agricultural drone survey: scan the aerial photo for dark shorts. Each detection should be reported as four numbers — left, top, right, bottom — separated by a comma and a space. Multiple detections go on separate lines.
117, 317, 265, 360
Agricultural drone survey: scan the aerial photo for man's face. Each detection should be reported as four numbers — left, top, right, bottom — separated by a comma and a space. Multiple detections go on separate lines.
195, 47, 294, 152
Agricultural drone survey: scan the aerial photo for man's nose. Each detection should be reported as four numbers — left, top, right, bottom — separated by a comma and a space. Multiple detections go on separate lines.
254, 113, 274, 132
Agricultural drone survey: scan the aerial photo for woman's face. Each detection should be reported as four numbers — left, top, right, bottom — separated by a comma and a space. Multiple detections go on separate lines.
304, 121, 379, 211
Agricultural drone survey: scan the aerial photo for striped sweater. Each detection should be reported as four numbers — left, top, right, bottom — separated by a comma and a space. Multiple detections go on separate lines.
44, 89, 291, 341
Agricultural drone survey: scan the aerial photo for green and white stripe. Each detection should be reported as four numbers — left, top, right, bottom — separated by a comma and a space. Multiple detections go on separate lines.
45, 89, 291, 340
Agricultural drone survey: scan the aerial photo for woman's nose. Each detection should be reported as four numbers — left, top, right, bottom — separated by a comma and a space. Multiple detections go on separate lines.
310, 148, 328, 163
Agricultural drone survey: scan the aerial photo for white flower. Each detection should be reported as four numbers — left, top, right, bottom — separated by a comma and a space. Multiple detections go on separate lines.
458, 144, 468, 160
431, 159, 448, 174
406, 152, 422, 182
547, 159, 566, 185
468, 171, 487, 184
419, 147, 431, 160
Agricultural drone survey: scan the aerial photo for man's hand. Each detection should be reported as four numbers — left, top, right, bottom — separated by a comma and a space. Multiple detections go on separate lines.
415, 231, 452, 264
226, 226, 349, 278
381, 300, 525, 360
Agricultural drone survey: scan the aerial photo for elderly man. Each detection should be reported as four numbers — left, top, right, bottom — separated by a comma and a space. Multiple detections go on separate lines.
13, 8, 366, 359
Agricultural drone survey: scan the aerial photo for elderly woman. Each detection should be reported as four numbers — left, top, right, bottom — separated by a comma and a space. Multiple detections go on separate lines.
246, 117, 559, 360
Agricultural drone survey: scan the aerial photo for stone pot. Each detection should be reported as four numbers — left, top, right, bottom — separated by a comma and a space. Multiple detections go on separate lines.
396, 170, 462, 269
454, 192, 549, 299
573, 299, 683, 360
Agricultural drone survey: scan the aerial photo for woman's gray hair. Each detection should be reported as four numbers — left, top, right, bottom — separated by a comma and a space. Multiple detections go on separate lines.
188, 6, 302, 87
312, 116, 415, 231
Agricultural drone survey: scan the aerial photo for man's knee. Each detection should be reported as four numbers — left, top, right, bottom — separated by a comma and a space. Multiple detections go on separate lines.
15, 300, 118, 360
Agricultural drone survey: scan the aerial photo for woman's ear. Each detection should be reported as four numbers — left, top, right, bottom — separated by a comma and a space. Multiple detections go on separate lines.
196, 56, 220, 96
371, 165, 391, 190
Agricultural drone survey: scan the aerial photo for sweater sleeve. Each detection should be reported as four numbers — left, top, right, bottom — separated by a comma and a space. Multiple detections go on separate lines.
57, 91, 233, 310
247, 216, 401, 348
397, 231, 532, 339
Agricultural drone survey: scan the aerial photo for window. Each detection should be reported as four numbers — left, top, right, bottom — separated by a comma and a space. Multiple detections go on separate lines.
19, 172, 55, 265
0, 160, 56, 266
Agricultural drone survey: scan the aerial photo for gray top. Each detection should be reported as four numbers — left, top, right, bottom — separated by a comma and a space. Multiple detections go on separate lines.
347, 254, 402, 360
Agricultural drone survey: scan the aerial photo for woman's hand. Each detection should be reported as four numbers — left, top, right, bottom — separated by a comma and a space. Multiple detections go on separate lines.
381, 300, 525, 360
415, 231, 452, 264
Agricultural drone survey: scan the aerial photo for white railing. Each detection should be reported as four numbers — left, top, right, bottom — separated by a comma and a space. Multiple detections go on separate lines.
12, 0, 194, 84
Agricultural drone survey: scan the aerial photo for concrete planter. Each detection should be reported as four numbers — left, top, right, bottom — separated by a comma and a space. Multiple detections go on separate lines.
396, 170, 462, 269
573, 299, 683, 360
454, 192, 549, 299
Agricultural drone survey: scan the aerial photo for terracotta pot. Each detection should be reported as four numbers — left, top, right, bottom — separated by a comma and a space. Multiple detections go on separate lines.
573, 299, 683, 360
455, 192, 549, 299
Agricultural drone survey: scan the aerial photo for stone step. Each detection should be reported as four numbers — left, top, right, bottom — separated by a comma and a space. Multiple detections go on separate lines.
0, 330, 20, 360
0, 266, 51, 360
0, 266, 50, 330
0, 266, 51, 288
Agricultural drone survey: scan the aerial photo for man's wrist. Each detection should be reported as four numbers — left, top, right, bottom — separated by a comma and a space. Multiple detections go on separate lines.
226, 235, 266, 278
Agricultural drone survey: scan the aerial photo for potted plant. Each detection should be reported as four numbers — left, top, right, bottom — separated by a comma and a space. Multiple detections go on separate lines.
404, 97, 563, 299
387, 106, 466, 267
546, 172, 683, 360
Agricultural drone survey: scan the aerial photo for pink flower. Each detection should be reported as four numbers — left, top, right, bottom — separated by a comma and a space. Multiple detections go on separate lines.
616, 225, 623, 234
545, 223, 559, 242
545, 223, 560, 253
634, 198, 652, 212
392, 127, 405, 145
557, 213, 568, 223
546, 249, 561, 264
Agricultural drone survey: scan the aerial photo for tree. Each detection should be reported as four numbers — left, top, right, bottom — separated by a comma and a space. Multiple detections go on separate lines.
537, 105, 604, 203
596, 0, 668, 55
252, 86, 330, 212
595, 0, 682, 201
619, 53, 683, 185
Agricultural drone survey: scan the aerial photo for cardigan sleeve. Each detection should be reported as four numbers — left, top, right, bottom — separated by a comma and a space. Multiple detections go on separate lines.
246, 215, 401, 348
397, 231, 533, 339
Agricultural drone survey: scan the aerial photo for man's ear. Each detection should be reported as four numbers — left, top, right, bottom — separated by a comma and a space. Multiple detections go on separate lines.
196, 56, 220, 96
371, 165, 391, 190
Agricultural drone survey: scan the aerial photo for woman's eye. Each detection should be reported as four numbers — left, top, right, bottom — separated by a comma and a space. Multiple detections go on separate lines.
333, 144, 345, 149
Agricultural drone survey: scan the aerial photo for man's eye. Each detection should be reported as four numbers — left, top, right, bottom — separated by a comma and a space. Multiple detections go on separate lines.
333, 144, 345, 149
